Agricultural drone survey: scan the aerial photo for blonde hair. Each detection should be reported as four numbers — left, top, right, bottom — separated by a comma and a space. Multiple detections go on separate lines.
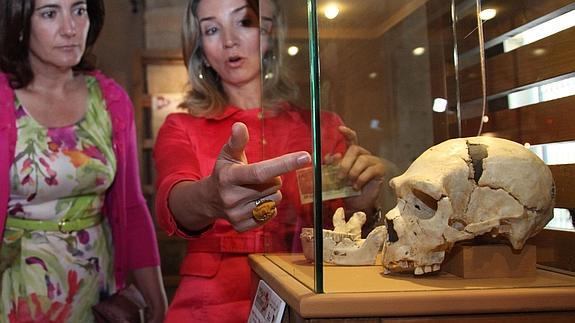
179, 0, 298, 117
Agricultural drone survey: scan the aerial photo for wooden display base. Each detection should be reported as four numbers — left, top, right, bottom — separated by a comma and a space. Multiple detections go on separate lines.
442, 244, 537, 278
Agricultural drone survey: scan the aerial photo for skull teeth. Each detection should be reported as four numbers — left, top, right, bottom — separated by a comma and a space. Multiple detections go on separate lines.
414, 263, 441, 275
384, 260, 415, 273
400, 260, 410, 269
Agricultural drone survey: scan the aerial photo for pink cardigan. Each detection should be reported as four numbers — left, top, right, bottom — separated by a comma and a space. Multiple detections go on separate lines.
0, 71, 160, 288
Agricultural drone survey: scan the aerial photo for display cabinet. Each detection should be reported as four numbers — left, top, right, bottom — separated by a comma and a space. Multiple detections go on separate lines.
251, 0, 575, 320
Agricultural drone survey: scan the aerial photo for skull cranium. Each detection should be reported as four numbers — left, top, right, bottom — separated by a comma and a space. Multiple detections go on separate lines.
382, 137, 555, 275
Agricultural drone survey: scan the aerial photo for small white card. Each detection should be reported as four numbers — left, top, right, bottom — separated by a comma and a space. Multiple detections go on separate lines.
248, 280, 286, 323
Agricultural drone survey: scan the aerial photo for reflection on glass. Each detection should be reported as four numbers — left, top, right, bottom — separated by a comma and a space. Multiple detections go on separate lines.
503, 9, 575, 52
548, 209, 575, 231
261, 0, 575, 293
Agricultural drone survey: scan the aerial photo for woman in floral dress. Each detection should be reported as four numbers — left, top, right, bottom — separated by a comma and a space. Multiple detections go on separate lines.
0, 0, 167, 322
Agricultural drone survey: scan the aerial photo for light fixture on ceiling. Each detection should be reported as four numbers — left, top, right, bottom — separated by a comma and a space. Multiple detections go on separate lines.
287, 46, 299, 56
324, 4, 340, 20
479, 8, 497, 21
432, 98, 448, 113
532, 48, 546, 56
504, 10, 575, 52
412, 47, 426, 56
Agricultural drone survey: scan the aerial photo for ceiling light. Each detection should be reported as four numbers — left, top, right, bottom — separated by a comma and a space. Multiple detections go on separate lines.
324, 4, 340, 20
412, 47, 425, 56
532, 48, 546, 56
479, 8, 497, 21
503, 10, 575, 52
432, 98, 447, 113
287, 46, 299, 56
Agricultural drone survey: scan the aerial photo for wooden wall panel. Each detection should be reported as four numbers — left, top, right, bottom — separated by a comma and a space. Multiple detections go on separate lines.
459, 27, 575, 102
550, 164, 575, 209
457, 0, 575, 53
459, 95, 575, 144
530, 229, 575, 273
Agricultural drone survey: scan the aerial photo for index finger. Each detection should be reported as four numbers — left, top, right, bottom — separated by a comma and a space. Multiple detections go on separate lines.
229, 151, 311, 185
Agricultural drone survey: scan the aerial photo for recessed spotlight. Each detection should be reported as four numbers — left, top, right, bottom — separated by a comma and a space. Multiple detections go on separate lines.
412, 47, 425, 56
524, 142, 531, 149
479, 8, 497, 21
368, 72, 378, 79
287, 46, 299, 56
432, 98, 448, 112
324, 4, 340, 20
482, 115, 489, 123
532, 48, 546, 56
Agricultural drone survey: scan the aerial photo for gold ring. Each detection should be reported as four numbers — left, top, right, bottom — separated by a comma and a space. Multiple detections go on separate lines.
252, 199, 277, 223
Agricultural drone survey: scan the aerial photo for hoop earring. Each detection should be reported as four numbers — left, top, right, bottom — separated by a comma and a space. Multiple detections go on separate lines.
199, 59, 212, 79
198, 65, 205, 79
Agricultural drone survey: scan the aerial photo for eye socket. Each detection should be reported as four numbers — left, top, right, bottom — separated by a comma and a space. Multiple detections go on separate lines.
410, 189, 438, 219
413, 189, 438, 211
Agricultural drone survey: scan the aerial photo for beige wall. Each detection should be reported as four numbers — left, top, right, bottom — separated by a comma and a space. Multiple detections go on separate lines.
92, 0, 145, 92
144, 0, 187, 51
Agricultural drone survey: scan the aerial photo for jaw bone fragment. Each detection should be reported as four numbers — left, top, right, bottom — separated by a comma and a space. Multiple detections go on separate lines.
301, 207, 386, 265
332, 225, 386, 265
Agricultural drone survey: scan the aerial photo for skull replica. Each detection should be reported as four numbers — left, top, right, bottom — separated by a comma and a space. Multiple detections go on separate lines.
383, 136, 554, 275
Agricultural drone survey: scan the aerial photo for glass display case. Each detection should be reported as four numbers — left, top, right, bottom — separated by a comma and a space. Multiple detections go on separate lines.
255, 0, 575, 311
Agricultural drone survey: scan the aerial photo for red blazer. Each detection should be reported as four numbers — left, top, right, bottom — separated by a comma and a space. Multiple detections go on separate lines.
154, 104, 346, 276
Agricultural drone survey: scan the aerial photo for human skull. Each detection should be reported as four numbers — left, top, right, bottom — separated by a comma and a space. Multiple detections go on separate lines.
382, 137, 555, 275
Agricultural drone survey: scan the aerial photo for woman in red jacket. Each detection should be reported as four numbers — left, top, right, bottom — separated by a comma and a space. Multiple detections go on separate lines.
154, 0, 387, 321
0, 0, 167, 321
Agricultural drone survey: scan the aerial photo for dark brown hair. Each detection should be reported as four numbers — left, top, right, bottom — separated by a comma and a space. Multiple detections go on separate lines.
0, 0, 105, 89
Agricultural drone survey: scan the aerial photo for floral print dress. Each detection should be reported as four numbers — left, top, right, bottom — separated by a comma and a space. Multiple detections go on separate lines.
0, 76, 117, 323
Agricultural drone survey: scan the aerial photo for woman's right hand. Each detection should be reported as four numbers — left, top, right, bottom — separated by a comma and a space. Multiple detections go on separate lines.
172, 122, 311, 233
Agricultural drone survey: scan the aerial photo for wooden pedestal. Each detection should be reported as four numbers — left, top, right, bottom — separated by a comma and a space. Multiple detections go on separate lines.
442, 244, 537, 278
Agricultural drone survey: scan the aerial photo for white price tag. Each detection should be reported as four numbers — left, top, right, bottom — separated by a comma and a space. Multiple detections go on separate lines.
248, 280, 286, 323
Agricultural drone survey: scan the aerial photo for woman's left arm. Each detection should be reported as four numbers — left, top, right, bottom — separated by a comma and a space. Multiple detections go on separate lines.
116, 86, 167, 321
132, 266, 168, 323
